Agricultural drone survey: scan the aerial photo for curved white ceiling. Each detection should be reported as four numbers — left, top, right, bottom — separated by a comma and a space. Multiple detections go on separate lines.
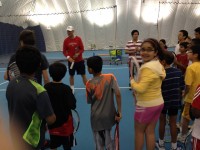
0, 0, 200, 51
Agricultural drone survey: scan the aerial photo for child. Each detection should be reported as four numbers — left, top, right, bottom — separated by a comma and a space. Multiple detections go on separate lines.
86, 56, 122, 150
130, 38, 166, 150
6, 45, 56, 150
4, 30, 50, 84
156, 51, 185, 150
178, 45, 200, 142
44, 62, 76, 150
159, 39, 168, 51
174, 42, 189, 75
191, 85, 200, 150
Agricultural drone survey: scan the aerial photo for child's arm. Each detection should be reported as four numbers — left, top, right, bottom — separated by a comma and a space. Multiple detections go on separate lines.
45, 114, 56, 125
183, 85, 190, 97
115, 88, 122, 122
68, 89, 76, 110
130, 68, 154, 93
174, 60, 187, 71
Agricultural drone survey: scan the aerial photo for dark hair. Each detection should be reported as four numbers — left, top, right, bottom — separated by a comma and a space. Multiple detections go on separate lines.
190, 45, 200, 60
194, 27, 200, 34
160, 51, 174, 65
179, 42, 189, 49
16, 45, 41, 74
87, 56, 103, 73
49, 62, 67, 82
179, 30, 188, 39
131, 30, 139, 36
159, 39, 168, 49
191, 38, 200, 46
19, 30, 36, 45
142, 38, 164, 60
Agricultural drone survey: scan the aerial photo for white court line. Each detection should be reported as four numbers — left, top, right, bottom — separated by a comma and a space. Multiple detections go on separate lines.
0, 86, 130, 92
103, 67, 128, 70
0, 81, 8, 86
75, 87, 130, 90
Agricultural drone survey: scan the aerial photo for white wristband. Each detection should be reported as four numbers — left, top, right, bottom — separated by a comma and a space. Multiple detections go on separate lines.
67, 56, 70, 60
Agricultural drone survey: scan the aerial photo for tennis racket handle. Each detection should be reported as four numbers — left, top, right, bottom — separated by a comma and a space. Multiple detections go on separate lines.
70, 62, 74, 69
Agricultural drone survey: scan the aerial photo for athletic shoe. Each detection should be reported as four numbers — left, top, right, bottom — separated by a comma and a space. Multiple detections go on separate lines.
170, 146, 184, 150
155, 141, 165, 150
177, 133, 187, 143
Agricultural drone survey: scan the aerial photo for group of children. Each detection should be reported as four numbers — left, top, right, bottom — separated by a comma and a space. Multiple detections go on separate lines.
156, 41, 200, 149
5, 27, 200, 150
6, 47, 122, 150
126, 30, 200, 150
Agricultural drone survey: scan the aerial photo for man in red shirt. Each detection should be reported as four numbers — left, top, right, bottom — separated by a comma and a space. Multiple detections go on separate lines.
63, 26, 87, 93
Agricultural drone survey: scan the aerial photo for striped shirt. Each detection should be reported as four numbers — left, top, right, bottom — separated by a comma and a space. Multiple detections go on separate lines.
125, 40, 143, 63
161, 67, 185, 109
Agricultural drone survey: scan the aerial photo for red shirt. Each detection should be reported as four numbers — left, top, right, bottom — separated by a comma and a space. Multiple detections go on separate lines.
176, 53, 189, 74
63, 36, 84, 62
49, 115, 74, 136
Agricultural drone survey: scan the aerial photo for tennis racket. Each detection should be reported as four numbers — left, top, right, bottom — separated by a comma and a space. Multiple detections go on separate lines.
71, 109, 80, 147
70, 46, 80, 70
129, 56, 140, 81
70, 62, 75, 70
129, 56, 140, 104
71, 109, 80, 134
7, 61, 20, 81
164, 115, 171, 143
171, 51, 177, 68
114, 122, 120, 150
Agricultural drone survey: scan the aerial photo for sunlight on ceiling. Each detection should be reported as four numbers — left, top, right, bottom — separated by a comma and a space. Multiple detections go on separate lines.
29, 3, 64, 28
135, 2, 171, 24
194, 7, 200, 16
87, 9, 115, 26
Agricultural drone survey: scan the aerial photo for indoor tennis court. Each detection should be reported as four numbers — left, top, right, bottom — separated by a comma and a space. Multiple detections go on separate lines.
0, 51, 136, 150
0, 50, 182, 150
0, 0, 199, 149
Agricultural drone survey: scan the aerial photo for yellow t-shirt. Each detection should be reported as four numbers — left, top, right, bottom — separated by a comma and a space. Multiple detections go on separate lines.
184, 62, 200, 103
131, 60, 166, 107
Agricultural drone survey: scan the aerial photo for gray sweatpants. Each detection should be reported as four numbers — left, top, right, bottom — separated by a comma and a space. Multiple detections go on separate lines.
93, 129, 115, 150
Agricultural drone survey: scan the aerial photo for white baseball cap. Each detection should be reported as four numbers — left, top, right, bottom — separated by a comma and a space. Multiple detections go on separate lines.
66, 26, 74, 31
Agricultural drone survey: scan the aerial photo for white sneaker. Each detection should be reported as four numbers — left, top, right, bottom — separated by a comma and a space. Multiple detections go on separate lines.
155, 141, 165, 150
177, 133, 187, 143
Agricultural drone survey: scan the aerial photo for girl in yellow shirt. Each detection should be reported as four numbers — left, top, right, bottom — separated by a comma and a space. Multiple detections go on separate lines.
130, 38, 166, 150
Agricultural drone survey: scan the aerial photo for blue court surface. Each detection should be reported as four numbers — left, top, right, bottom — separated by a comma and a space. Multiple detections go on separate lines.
0, 50, 188, 150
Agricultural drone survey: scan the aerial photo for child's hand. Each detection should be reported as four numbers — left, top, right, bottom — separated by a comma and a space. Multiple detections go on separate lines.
115, 112, 122, 123
130, 76, 133, 80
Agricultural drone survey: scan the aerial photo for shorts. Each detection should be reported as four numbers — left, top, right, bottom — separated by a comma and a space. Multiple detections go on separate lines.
49, 134, 75, 149
182, 102, 191, 120
93, 129, 115, 150
134, 104, 164, 124
68, 60, 85, 76
161, 107, 179, 116
193, 137, 200, 150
